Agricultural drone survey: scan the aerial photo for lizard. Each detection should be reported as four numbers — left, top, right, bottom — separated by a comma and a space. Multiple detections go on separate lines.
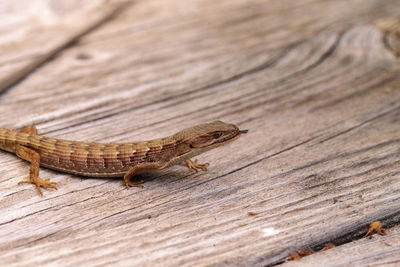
0, 121, 247, 195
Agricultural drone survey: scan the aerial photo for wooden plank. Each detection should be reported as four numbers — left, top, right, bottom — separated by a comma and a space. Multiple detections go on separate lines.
282, 224, 400, 266
0, 0, 400, 266
0, 0, 130, 93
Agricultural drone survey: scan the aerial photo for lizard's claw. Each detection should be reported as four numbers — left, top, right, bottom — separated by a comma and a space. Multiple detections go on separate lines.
125, 179, 144, 189
18, 177, 57, 196
185, 159, 209, 172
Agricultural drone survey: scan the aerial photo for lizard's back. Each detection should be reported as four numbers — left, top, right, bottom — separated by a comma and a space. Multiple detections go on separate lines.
0, 128, 177, 177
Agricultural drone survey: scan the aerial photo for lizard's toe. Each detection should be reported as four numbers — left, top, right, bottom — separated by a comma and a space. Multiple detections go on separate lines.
18, 176, 57, 194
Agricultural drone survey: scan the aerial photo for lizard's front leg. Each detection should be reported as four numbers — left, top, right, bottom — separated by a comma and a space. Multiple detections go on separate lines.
16, 145, 57, 195
123, 166, 144, 189
185, 159, 209, 172
123, 162, 169, 189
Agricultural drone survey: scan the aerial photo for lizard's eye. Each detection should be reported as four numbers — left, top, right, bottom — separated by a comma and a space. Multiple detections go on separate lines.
213, 132, 222, 139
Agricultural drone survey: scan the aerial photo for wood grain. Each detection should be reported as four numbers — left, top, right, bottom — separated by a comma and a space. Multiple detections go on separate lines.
282, 224, 400, 266
0, 0, 130, 93
0, 0, 400, 266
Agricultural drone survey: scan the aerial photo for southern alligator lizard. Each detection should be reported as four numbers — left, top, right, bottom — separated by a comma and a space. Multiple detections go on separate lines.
0, 121, 247, 195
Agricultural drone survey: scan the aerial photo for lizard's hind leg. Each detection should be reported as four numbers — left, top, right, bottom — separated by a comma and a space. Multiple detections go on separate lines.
16, 145, 56, 195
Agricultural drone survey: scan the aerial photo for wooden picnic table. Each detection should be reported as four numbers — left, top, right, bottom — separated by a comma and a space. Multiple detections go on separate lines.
0, 0, 399, 266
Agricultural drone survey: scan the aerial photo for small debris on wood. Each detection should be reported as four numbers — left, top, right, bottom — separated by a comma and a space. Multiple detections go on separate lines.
287, 251, 301, 261
321, 243, 336, 251
286, 243, 336, 261
286, 248, 314, 261
365, 221, 386, 237
247, 211, 258, 216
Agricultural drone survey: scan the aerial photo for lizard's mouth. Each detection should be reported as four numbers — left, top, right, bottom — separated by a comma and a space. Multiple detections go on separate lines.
229, 129, 248, 141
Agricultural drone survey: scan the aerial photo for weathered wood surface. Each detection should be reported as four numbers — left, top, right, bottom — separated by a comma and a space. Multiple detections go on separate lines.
0, 0, 400, 266
283, 224, 400, 266
0, 0, 129, 93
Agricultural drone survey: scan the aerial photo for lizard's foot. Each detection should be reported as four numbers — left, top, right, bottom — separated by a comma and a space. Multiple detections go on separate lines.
124, 179, 144, 189
18, 177, 57, 196
185, 159, 209, 172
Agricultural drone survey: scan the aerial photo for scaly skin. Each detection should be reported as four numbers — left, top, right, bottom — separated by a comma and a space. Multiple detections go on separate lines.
0, 121, 247, 195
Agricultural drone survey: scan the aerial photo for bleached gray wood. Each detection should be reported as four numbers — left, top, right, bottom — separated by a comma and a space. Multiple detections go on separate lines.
282, 224, 400, 266
0, 0, 400, 266
0, 0, 130, 93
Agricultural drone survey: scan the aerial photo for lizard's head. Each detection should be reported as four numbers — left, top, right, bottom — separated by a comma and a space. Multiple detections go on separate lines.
174, 121, 248, 150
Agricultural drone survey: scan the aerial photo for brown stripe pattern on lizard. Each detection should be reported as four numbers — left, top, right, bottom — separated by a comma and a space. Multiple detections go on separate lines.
0, 121, 247, 195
